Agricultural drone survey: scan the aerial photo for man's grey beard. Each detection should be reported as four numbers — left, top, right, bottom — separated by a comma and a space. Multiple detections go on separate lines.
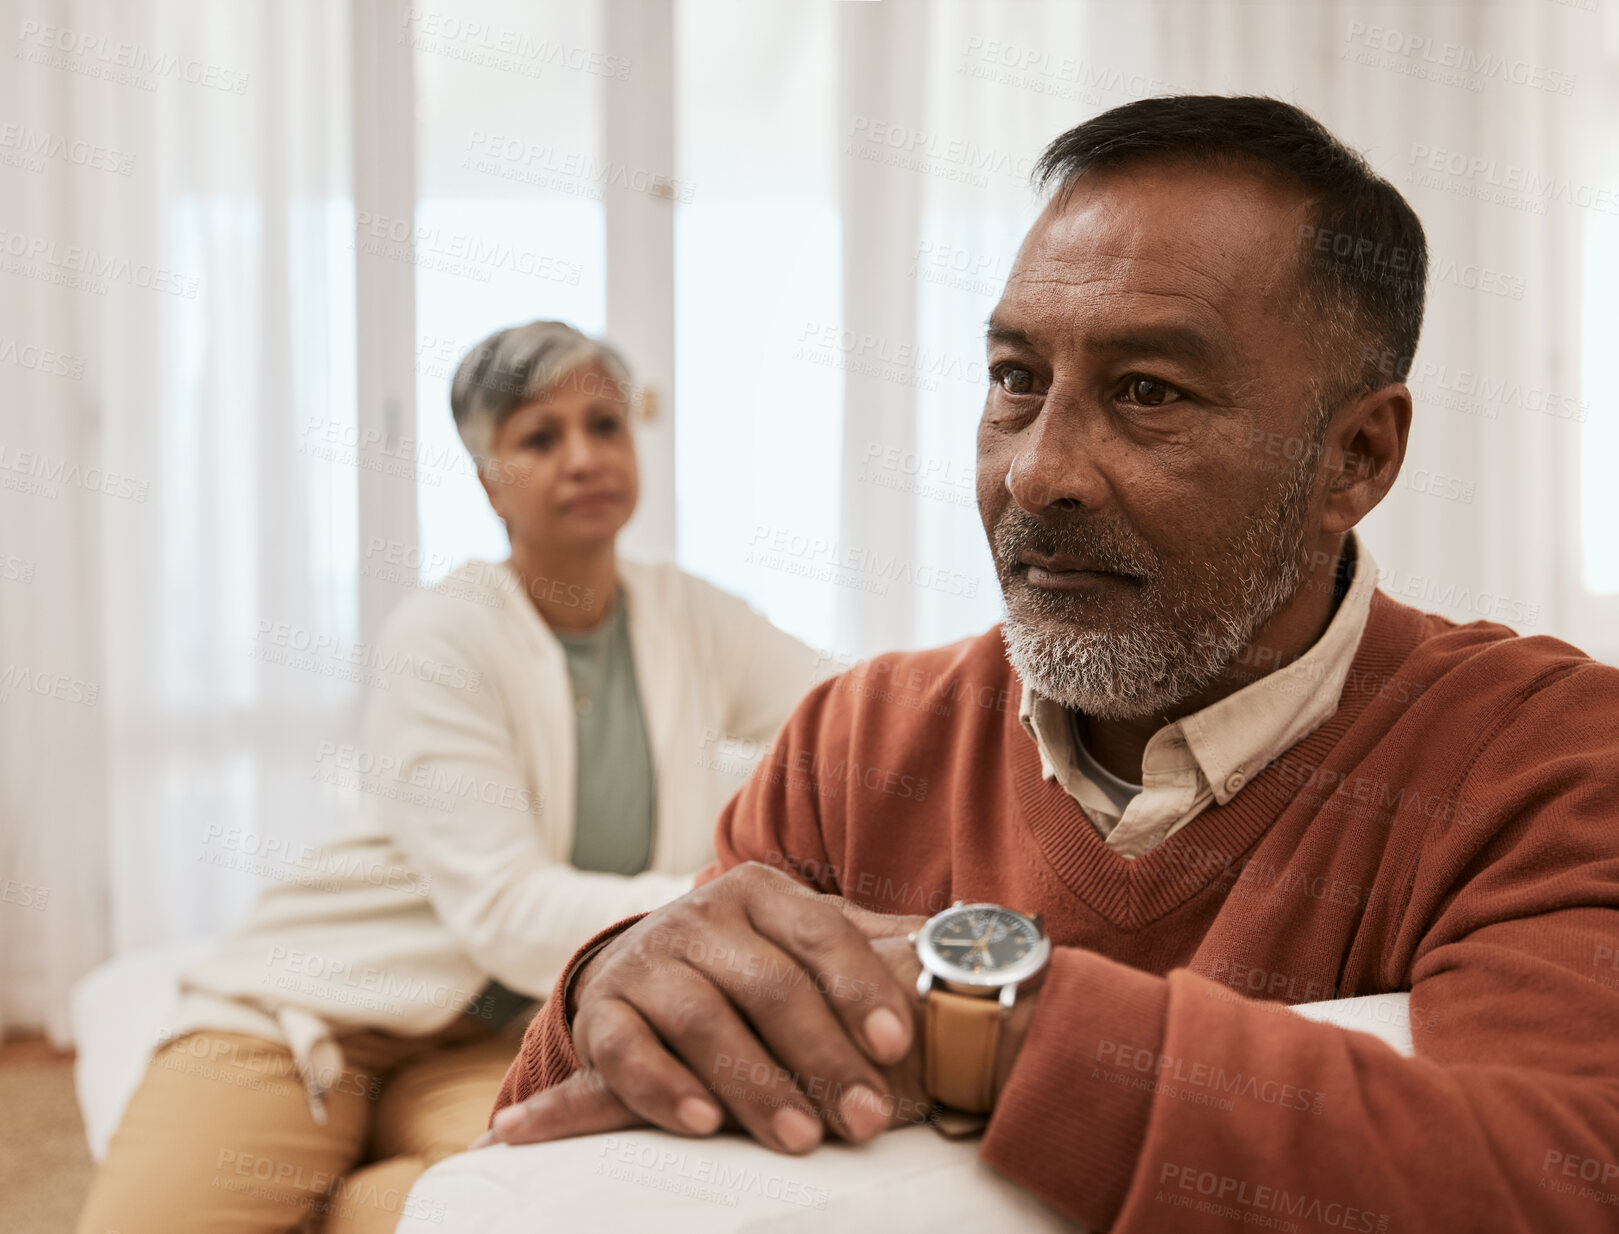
997, 450, 1317, 723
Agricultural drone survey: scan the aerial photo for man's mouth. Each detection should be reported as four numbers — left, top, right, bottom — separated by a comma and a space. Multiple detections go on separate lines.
1015, 552, 1138, 591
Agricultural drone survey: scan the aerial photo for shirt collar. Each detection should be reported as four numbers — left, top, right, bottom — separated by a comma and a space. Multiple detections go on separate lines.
1016, 532, 1377, 806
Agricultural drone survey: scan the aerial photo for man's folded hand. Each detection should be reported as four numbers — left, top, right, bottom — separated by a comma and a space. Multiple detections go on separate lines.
474, 862, 931, 1154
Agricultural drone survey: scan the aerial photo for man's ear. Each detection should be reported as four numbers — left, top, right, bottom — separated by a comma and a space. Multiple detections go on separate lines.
1319, 383, 1412, 535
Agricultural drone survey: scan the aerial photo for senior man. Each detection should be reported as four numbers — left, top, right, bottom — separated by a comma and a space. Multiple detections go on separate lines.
477, 96, 1619, 1232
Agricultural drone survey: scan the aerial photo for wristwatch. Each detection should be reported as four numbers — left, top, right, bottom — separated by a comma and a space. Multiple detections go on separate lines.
912, 900, 1051, 1114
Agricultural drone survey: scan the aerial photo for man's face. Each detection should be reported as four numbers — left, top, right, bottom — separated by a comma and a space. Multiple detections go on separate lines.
978, 160, 1330, 721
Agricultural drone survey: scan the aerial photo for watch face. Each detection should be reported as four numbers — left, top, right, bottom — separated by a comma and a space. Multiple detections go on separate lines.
919, 904, 1049, 988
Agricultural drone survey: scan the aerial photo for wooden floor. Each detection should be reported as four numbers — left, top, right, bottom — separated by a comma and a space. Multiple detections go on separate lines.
0, 1036, 94, 1234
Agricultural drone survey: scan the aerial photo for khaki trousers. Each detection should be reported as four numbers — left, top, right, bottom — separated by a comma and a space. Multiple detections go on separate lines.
75, 1012, 526, 1234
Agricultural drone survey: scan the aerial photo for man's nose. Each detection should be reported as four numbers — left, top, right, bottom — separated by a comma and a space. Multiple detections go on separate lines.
1004, 406, 1106, 515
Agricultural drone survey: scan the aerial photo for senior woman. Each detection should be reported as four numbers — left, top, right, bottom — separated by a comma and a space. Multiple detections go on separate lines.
77, 321, 828, 1234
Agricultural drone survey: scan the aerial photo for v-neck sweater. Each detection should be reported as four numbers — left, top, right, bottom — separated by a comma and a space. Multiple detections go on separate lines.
495, 589, 1619, 1234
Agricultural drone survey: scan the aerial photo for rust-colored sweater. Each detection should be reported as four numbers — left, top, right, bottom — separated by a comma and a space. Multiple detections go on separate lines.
495, 591, 1619, 1232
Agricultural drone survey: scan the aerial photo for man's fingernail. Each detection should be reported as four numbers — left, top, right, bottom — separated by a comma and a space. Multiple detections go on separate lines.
469, 1131, 495, 1150
677, 1096, 723, 1134
864, 1007, 907, 1058
492, 1106, 522, 1134
773, 1107, 823, 1153
840, 1084, 889, 1140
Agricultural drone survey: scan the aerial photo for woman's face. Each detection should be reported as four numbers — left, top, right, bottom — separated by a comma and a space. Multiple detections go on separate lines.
479, 362, 640, 553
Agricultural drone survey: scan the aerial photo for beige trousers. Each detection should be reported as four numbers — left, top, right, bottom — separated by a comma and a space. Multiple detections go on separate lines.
75, 1012, 525, 1234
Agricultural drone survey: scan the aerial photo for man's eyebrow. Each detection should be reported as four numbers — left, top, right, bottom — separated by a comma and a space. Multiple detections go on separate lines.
984, 316, 1031, 348
986, 316, 1232, 370
1085, 326, 1230, 370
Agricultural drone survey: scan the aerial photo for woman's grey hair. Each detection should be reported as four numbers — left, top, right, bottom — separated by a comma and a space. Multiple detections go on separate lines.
450, 320, 634, 460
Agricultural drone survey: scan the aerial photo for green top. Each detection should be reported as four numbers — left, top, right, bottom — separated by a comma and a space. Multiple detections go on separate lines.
553, 590, 656, 877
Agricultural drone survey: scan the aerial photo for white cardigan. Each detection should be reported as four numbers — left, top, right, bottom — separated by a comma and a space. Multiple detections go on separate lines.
167, 556, 829, 1117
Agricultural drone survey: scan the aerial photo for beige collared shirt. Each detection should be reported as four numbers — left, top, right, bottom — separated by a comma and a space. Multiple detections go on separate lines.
1017, 534, 1377, 859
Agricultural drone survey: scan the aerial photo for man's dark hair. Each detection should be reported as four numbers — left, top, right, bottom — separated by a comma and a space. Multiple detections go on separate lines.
1034, 95, 1427, 417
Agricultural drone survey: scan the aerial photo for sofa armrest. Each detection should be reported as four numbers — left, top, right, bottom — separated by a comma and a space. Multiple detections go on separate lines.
399, 993, 1415, 1233
1287, 991, 1414, 1056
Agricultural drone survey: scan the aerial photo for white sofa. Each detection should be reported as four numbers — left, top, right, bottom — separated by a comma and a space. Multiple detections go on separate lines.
398, 993, 1417, 1234
70, 942, 213, 1161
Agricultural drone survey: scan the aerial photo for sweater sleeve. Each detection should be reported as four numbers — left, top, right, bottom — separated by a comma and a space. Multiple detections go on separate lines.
981, 664, 1619, 1233
368, 599, 692, 1000
491, 913, 650, 1116
492, 678, 846, 1117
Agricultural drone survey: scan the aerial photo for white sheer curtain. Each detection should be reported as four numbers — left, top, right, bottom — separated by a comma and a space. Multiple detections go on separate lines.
1, 0, 359, 1041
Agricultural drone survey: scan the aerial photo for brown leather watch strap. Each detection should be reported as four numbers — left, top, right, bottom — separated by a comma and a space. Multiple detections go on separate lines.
925, 989, 1004, 1114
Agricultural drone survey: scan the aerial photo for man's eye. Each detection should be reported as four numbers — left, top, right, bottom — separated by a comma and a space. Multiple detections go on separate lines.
523, 432, 557, 451
1123, 376, 1180, 407
993, 365, 1036, 395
